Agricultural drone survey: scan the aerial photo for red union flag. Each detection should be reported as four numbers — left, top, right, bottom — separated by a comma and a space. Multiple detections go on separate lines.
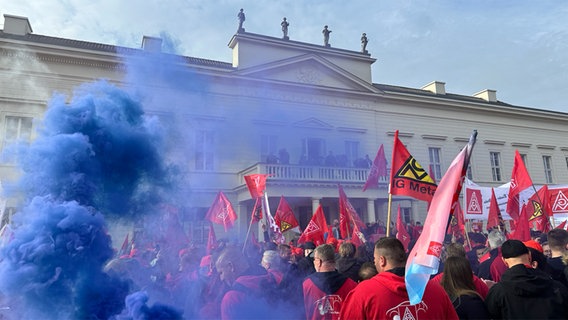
487, 188, 504, 231
506, 150, 533, 220
527, 185, 551, 233
390, 130, 437, 202
250, 197, 263, 223
465, 188, 483, 215
298, 205, 328, 246
244, 174, 269, 199
205, 191, 237, 232
338, 184, 366, 239
275, 196, 299, 232
362, 144, 388, 191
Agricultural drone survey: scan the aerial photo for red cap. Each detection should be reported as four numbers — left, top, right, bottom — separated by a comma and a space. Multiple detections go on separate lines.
523, 240, 543, 253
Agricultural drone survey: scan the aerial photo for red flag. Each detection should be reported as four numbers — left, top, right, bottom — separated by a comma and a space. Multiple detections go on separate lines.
297, 205, 328, 246
405, 130, 476, 305
446, 201, 465, 237
362, 144, 388, 191
390, 130, 437, 202
509, 204, 531, 241
506, 150, 533, 220
527, 185, 551, 233
251, 197, 263, 223
338, 184, 366, 239
396, 205, 411, 251
351, 223, 366, 248
244, 174, 269, 198
274, 196, 299, 232
266, 207, 285, 244
206, 223, 217, 255
487, 188, 503, 231
205, 191, 237, 232
556, 220, 568, 230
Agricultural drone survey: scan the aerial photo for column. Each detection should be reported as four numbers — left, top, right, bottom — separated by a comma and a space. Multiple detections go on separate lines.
411, 200, 419, 222
311, 198, 321, 215
366, 198, 376, 223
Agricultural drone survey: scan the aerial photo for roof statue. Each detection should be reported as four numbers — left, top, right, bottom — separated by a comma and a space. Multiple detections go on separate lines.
237, 8, 246, 33
322, 25, 332, 47
281, 17, 290, 40
361, 33, 369, 54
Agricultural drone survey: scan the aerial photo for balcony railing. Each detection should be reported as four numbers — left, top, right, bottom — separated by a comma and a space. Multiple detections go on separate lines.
239, 163, 389, 185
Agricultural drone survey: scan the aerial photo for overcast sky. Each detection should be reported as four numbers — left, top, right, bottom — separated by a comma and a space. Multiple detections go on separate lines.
2, 1, 568, 112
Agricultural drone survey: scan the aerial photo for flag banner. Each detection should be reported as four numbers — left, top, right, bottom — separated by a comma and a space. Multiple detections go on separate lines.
509, 204, 531, 241
297, 205, 328, 246
265, 198, 285, 244
396, 205, 411, 251
251, 197, 263, 223
527, 185, 551, 232
447, 200, 465, 237
390, 130, 437, 202
206, 223, 217, 255
486, 188, 504, 231
351, 223, 366, 248
244, 174, 269, 198
362, 144, 388, 191
338, 184, 366, 239
405, 130, 476, 305
205, 191, 237, 232
506, 150, 534, 220
463, 179, 529, 220
274, 196, 299, 232
556, 220, 568, 230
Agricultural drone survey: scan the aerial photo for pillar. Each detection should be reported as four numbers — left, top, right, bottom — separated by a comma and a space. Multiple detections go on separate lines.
311, 198, 321, 215
366, 198, 376, 223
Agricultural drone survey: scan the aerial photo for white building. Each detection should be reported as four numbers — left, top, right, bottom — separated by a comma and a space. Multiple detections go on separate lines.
2, 14, 568, 242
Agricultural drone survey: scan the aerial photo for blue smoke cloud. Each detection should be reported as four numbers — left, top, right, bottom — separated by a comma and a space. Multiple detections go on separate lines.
0, 80, 172, 319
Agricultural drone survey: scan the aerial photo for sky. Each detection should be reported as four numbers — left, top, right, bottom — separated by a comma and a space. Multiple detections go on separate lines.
1, 1, 568, 112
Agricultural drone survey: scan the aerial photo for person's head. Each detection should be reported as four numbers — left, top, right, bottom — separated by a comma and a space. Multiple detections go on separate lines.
313, 244, 336, 272
542, 242, 551, 258
527, 247, 547, 271
374, 237, 406, 273
261, 250, 281, 271
278, 244, 292, 262
474, 245, 488, 261
546, 229, 568, 256
441, 256, 478, 300
302, 241, 316, 257
501, 240, 530, 268
339, 242, 356, 258
215, 247, 250, 286
445, 243, 466, 259
487, 230, 507, 249
358, 261, 377, 281
333, 219, 339, 227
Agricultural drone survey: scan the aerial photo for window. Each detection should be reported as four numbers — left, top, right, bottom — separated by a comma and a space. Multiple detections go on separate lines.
520, 153, 528, 165
345, 141, 359, 167
401, 207, 412, 223
543, 155, 553, 183
490, 152, 502, 181
428, 147, 442, 181
302, 138, 326, 165
195, 130, 214, 170
261, 135, 278, 163
2, 116, 33, 162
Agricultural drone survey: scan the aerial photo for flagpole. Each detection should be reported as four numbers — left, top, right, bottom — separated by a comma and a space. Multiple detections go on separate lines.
242, 205, 255, 254
263, 192, 274, 241
386, 186, 393, 237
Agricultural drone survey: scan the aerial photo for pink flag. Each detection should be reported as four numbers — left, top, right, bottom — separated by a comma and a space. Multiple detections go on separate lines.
362, 144, 388, 191
405, 130, 476, 305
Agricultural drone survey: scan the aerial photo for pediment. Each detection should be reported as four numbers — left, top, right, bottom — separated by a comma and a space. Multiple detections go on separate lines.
233, 54, 381, 93
293, 117, 334, 130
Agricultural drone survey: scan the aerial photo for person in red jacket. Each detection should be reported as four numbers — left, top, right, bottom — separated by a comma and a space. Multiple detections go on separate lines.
340, 238, 458, 320
302, 244, 357, 320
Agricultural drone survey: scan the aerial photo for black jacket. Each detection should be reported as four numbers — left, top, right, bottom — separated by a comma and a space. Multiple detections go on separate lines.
486, 264, 568, 319
336, 256, 361, 282
452, 294, 490, 320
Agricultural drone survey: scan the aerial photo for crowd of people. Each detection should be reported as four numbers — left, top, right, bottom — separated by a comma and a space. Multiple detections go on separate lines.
106, 226, 568, 319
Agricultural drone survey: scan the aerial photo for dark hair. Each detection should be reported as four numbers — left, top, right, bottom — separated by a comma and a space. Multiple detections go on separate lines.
358, 261, 378, 281
441, 256, 479, 300
445, 243, 466, 259
374, 237, 406, 266
339, 242, 356, 258
528, 247, 547, 271
547, 229, 568, 251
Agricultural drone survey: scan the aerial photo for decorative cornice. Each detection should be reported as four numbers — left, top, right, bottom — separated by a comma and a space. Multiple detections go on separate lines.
511, 142, 531, 148
387, 131, 414, 138
421, 134, 447, 141
536, 144, 556, 150
337, 127, 367, 134
0, 48, 123, 71
454, 137, 470, 143
483, 140, 505, 145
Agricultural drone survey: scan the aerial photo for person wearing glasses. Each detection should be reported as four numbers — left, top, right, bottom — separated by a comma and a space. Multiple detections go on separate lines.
302, 244, 357, 320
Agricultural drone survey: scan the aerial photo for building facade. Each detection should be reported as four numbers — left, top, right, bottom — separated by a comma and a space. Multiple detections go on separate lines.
2, 14, 568, 242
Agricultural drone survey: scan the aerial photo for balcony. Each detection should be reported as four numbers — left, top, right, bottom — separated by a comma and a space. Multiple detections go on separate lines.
239, 163, 389, 185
